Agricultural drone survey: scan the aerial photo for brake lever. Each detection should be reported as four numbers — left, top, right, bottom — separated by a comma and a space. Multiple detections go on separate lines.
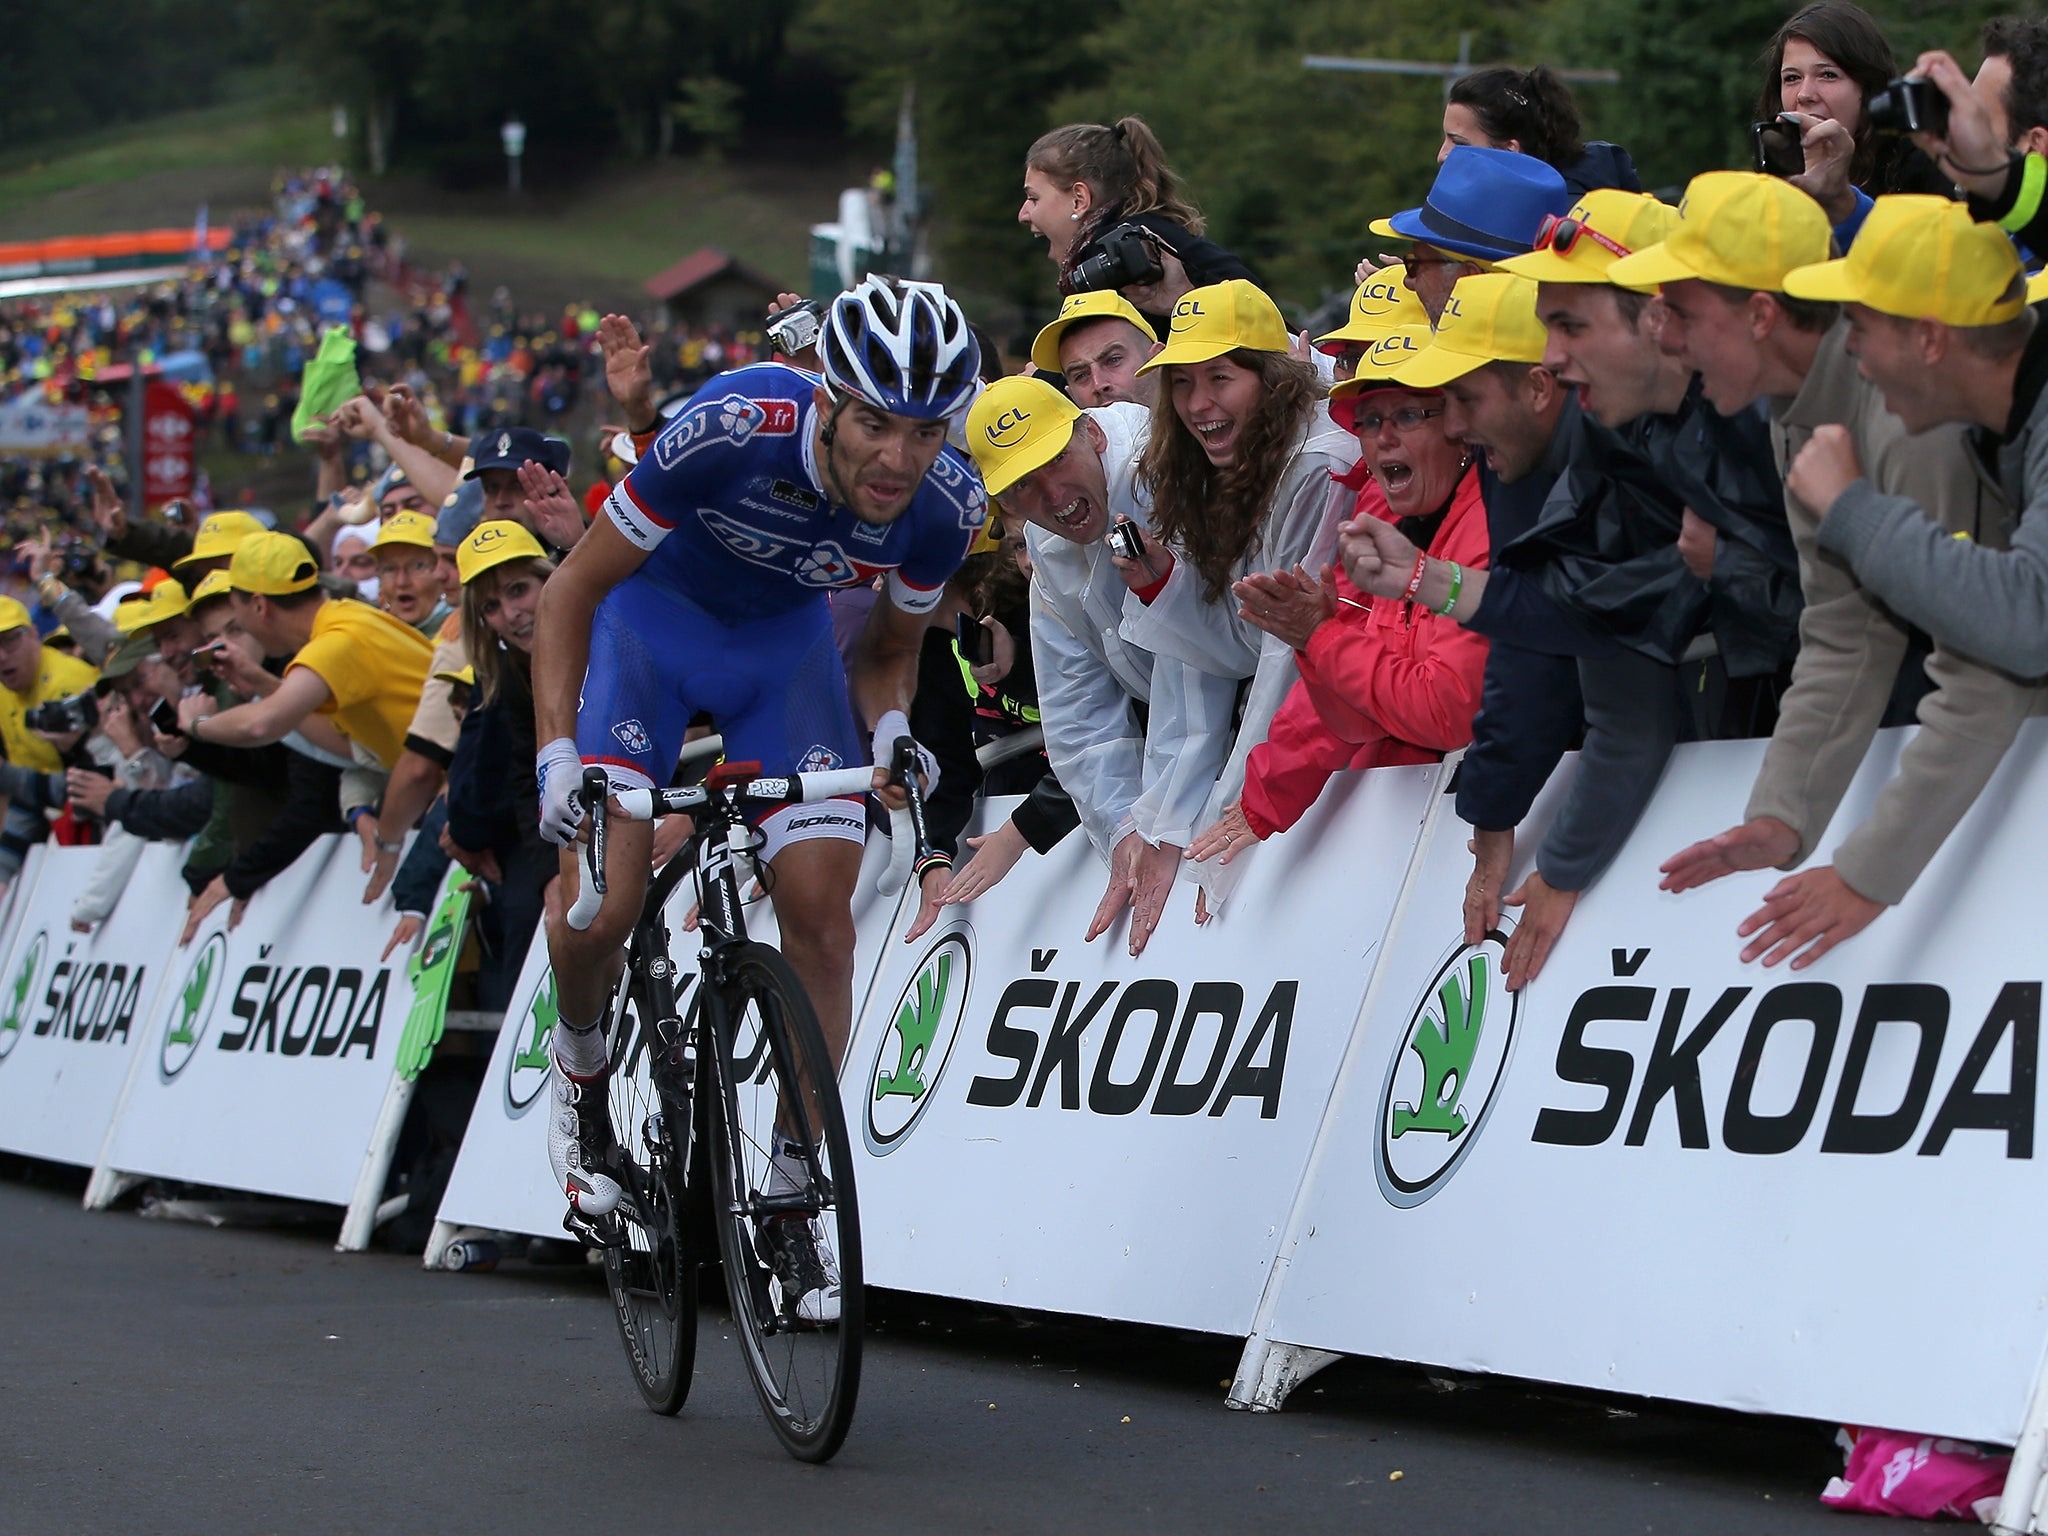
565, 766, 611, 931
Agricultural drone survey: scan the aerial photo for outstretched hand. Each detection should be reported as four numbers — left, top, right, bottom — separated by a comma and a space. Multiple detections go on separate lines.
598, 314, 654, 422
1659, 815, 1799, 893
517, 459, 585, 549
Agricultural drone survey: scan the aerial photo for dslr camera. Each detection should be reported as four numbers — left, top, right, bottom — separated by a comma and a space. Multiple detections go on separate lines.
1069, 223, 1168, 294
26, 690, 98, 735
1867, 76, 1949, 137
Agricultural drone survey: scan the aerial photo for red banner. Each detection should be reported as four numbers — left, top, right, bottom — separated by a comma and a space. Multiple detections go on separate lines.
141, 381, 195, 507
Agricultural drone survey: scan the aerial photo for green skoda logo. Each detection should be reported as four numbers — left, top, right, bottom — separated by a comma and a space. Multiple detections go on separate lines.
0, 929, 48, 1063
1374, 926, 1520, 1208
504, 968, 559, 1114
160, 931, 228, 1082
864, 928, 972, 1155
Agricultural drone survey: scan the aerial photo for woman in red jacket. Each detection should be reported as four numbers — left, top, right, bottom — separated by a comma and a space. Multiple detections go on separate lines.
1190, 345, 1491, 863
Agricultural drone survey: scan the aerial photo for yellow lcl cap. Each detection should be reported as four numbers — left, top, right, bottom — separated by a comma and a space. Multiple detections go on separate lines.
187, 568, 234, 606
1317, 273, 1430, 349
965, 376, 1082, 499
1396, 274, 1548, 389
1136, 279, 1291, 372
172, 510, 267, 570
1496, 190, 1681, 285
1783, 195, 2026, 326
229, 531, 321, 596
458, 520, 548, 585
0, 595, 30, 635
1030, 290, 1158, 373
1606, 172, 1833, 294
370, 510, 440, 553
113, 582, 190, 634
1330, 326, 1436, 400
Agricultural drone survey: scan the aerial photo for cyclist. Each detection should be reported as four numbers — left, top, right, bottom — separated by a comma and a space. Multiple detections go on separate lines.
533, 276, 985, 1319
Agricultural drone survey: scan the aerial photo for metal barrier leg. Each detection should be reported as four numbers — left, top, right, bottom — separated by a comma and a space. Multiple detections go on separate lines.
1994, 1336, 2048, 1535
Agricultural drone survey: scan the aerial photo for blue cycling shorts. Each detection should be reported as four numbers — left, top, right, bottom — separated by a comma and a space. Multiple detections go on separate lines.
577, 578, 867, 794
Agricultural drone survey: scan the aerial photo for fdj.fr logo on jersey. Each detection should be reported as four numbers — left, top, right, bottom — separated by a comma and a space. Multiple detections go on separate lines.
1374, 925, 1521, 1208
161, 931, 228, 1082
0, 929, 48, 1063
865, 928, 973, 1155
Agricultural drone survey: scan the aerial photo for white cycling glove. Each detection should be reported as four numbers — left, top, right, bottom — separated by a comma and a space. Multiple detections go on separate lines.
870, 710, 939, 798
536, 738, 588, 846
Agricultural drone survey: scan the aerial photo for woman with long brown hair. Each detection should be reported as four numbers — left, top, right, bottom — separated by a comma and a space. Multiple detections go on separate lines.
1115, 279, 1357, 911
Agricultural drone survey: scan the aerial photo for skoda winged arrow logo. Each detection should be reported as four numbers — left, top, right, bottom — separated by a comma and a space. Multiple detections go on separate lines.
0, 929, 47, 1062
1373, 923, 1521, 1208
504, 968, 558, 1114
864, 927, 972, 1155
160, 931, 227, 1082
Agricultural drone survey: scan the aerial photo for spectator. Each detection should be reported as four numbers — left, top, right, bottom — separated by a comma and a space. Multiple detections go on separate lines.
1368, 146, 1574, 320
464, 427, 584, 550
1121, 279, 1360, 914
1191, 344, 1490, 867
1022, 116, 1257, 317
1442, 65, 1642, 195
1611, 174, 2019, 970
62, 636, 181, 933
1029, 291, 1163, 408
1975, 17, 2048, 163
370, 512, 455, 635
1311, 273, 1430, 384
0, 594, 99, 885
332, 525, 380, 600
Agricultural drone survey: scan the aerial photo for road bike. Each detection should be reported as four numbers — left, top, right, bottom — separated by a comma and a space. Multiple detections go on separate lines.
561, 740, 931, 1462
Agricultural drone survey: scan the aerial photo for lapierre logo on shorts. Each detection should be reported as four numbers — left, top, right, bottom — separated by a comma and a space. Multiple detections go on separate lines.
716, 395, 798, 443
785, 808, 862, 833
612, 719, 652, 754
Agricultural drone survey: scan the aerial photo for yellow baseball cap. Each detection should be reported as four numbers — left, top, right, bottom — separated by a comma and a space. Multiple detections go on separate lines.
432, 661, 476, 688
457, 520, 548, 585
0, 596, 29, 634
1496, 190, 1680, 285
1030, 290, 1157, 373
113, 582, 190, 634
187, 568, 233, 607
1136, 280, 1291, 372
228, 531, 321, 596
370, 510, 439, 553
1783, 195, 2026, 326
1606, 172, 1832, 294
1396, 274, 1548, 389
1317, 272, 1430, 349
173, 510, 267, 570
1330, 326, 1436, 399
965, 376, 1082, 498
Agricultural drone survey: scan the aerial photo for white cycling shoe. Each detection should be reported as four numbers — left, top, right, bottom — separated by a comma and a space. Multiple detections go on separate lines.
760, 1215, 842, 1327
548, 1064, 622, 1219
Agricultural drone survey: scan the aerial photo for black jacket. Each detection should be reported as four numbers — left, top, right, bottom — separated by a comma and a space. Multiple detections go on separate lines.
106, 776, 214, 840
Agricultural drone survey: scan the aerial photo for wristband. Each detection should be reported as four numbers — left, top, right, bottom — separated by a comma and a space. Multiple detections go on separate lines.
1433, 562, 1464, 617
347, 806, 375, 828
913, 852, 952, 882
375, 837, 405, 854
2002, 152, 2045, 234
1401, 551, 1428, 604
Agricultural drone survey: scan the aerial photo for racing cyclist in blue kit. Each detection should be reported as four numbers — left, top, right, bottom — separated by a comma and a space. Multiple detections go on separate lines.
532, 277, 985, 1321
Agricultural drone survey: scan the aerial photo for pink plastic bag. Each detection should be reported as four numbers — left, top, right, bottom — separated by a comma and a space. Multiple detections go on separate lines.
1820, 1426, 2008, 1522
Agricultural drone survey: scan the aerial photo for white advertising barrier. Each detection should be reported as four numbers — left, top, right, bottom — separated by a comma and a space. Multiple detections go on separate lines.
0, 843, 186, 1166
427, 830, 907, 1262
841, 766, 1438, 1336
93, 833, 413, 1208
1235, 723, 2048, 1455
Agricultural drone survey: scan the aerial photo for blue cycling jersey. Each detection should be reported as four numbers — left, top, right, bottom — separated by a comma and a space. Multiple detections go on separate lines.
602, 362, 986, 623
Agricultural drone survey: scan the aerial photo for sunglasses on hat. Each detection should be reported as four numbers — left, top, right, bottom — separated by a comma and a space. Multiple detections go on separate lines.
1533, 214, 1632, 261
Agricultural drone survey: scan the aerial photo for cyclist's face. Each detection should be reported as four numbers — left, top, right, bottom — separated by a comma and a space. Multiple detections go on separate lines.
825, 396, 949, 525
478, 565, 542, 652
999, 416, 1112, 546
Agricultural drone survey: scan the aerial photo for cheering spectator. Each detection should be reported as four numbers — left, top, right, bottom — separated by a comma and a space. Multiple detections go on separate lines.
1369, 147, 1573, 321
0, 594, 99, 885
369, 512, 454, 635
1029, 291, 1163, 408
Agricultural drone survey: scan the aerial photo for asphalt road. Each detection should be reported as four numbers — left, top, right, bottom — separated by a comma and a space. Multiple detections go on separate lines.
1, 1163, 1931, 1536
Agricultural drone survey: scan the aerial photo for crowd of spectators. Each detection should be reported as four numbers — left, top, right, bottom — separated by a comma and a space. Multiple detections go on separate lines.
8, 0, 2048, 1019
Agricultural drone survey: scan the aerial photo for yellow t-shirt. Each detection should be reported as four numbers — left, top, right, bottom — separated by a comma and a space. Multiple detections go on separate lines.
0, 647, 101, 772
290, 599, 434, 771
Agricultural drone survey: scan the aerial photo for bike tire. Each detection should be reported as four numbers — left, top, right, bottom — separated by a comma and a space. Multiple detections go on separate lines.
704, 940, 863, 1462
600, 972, 700, 1415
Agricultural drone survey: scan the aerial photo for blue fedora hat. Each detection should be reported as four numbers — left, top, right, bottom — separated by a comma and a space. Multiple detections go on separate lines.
1370, 146, 1573, 262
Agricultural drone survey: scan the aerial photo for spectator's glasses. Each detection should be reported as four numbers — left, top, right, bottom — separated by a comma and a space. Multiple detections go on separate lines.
1401, 251, 1464, 275
1533, 215, 1632, 261
378, 555, 437, 579
1355, 406, 1444, 434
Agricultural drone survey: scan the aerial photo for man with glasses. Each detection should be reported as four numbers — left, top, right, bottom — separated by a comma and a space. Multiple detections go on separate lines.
1367, 145, 1572, 321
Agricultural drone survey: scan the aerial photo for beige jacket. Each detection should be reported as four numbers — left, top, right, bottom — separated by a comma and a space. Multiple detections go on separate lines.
1747, 320, 2042, 904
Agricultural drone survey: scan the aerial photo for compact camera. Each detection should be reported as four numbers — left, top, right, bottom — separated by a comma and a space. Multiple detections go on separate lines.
26, 690, 98, 735
1068, 223, 1168, 294
765, 299, 825, 356
1867, 76, 1949, 137
1751, 117, 1806, 178
1106, 520, 1146, 563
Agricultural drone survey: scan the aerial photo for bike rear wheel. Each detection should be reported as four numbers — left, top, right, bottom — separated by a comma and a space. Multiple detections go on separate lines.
600, 972, 699, 1415
704, 940, 863, 1462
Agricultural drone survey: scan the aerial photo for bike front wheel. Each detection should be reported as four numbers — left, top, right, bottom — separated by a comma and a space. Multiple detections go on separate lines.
601, 973, 699, 1415
704, 940, 863, 1462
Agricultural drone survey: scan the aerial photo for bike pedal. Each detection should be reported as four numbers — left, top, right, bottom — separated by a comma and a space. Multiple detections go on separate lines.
642, 1113, 665, 1154
563, 1209, 625, 1249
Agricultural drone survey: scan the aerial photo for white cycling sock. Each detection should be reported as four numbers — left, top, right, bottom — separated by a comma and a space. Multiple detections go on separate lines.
552, 1014, 609, 1079
767, 1136, 813, 1198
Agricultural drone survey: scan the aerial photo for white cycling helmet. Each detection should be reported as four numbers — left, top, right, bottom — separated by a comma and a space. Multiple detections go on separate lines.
818, 275, 981, 422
